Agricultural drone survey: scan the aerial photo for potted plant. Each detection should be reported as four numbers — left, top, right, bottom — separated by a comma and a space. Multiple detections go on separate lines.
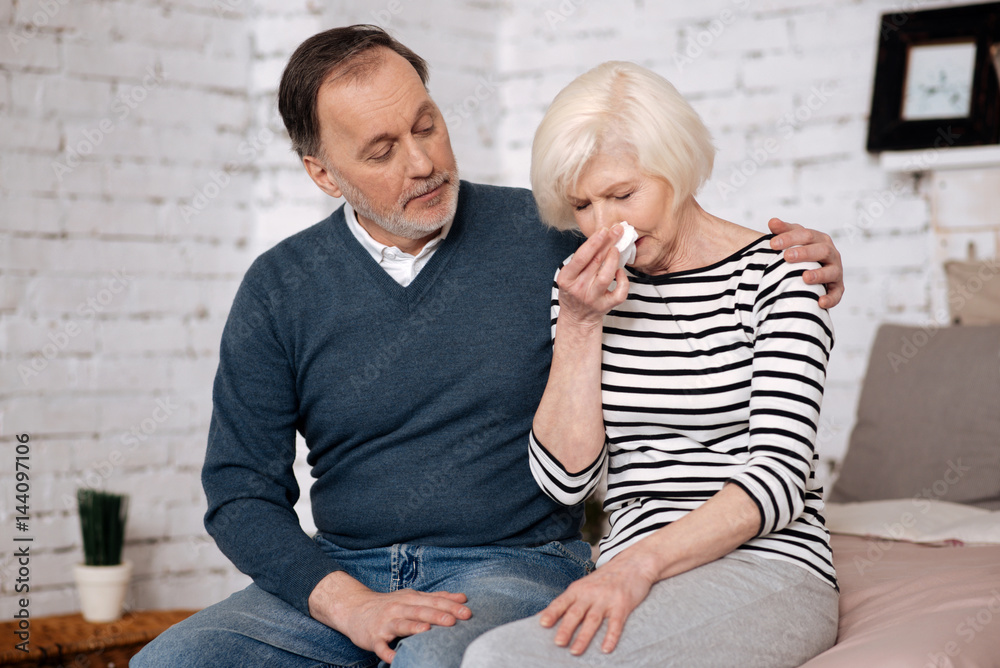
74, 489, 131, 623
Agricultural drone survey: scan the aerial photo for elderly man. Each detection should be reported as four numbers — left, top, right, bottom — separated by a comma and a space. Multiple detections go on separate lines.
134, 25, 844, 668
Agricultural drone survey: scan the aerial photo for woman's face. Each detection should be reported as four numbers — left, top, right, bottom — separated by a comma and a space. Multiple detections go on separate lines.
567, 148, 676, 274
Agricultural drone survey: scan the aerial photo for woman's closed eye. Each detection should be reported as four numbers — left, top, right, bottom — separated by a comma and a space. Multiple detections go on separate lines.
573, 192, 631, 210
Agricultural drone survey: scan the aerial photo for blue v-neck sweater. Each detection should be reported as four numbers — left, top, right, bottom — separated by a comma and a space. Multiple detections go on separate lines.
203, 181, 583, 614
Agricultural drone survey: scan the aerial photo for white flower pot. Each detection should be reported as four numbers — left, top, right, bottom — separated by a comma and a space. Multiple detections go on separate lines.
73, 560, 132, 623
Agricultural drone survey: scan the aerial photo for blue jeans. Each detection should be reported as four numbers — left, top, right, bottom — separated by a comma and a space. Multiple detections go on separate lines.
131, 534, 593, 668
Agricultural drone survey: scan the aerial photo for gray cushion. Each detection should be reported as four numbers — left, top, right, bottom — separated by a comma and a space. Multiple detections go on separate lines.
830, 323, 1000, 510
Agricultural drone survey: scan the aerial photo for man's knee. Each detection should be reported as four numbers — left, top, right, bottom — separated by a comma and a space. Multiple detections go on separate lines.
130, 625, 196, 668
133, 625, 302, 668
391, 623, 482, 668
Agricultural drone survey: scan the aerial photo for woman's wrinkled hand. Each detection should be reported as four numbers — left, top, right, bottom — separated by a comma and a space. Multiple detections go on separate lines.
557, 227, 630, 328
538, 554, 656, 656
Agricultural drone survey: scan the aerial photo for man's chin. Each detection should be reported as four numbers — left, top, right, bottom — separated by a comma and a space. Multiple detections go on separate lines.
404, 185, 458, 227
387, 210, 452, 240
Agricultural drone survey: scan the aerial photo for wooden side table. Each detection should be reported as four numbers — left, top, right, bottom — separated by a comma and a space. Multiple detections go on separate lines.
0, 609, 197, 667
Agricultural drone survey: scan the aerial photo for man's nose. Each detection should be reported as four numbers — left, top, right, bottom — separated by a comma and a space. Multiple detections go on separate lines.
403, 137, 434, 178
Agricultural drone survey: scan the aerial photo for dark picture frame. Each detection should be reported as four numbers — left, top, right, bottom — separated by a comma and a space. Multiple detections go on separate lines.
866, 2, 1000, 152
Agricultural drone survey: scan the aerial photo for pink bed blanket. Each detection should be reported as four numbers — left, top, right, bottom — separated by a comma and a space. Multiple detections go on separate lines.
802, 534, 1000, 667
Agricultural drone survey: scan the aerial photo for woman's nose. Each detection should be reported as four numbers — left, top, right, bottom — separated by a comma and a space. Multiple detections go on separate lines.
593, 203, 619, 231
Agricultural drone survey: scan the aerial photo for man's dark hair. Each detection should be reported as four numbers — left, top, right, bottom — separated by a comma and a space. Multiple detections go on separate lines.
278, 25, 429, 160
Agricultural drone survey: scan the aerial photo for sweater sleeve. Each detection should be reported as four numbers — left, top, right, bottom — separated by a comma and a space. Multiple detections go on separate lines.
202, 275, 341, 615
728, 260, 834, 537
527, 260, 608, 506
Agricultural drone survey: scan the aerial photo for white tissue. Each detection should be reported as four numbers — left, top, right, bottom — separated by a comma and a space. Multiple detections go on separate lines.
607, 222, 638, 291
614, 221, 638, 269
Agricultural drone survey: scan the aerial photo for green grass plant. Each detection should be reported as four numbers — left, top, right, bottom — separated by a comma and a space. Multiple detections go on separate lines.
77, 489, 128, 566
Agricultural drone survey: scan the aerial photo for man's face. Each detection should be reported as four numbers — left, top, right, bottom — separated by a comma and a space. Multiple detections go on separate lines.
310, 49, 459, 242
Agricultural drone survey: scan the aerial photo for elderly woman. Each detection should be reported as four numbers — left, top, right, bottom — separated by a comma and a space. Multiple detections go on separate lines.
462, 62, 838, 667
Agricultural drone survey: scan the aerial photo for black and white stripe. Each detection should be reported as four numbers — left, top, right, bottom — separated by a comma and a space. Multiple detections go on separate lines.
529, 235, 837, 589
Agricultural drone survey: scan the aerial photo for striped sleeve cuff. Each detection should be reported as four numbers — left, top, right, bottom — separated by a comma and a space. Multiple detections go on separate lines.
729, 463, 801, 537
528, 429, 606, 506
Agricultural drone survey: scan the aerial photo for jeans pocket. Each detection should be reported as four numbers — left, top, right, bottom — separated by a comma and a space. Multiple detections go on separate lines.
546, 539, 596, 575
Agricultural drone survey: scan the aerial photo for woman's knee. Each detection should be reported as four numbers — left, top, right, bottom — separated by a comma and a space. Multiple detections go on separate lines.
460, 635, 506, 668
460, 624, 529, 668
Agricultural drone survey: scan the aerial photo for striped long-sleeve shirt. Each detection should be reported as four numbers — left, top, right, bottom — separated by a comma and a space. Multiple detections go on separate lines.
529, 234, 837, 589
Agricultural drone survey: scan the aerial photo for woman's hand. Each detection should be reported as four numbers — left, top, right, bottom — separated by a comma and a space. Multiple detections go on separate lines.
539, 553, 657, 656
556, 227, 630, 329
767, 218, 844, 309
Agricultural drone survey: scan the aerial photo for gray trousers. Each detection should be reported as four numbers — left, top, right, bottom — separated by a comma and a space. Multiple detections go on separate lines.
461, 550, 838, 668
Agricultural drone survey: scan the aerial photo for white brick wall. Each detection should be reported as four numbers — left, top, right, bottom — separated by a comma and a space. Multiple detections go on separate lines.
1, 0, 261, 616
2, 0, 998, 617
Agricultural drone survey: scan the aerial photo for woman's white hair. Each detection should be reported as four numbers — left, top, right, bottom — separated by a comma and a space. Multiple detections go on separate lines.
531, 61, 715, 231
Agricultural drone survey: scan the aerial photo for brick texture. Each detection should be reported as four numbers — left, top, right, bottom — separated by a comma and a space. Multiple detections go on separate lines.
2, 0, 997, 616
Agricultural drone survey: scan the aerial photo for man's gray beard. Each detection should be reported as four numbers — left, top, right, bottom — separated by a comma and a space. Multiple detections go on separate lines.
334, 167, 460, 240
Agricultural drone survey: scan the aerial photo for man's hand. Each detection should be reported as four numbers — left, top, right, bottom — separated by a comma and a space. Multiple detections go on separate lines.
768, 218, 844, 309
308, 571, 471, 664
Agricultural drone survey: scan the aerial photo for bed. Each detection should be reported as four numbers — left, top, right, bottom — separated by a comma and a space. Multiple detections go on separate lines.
803, 319, 1000, 667
805, 515, 1000, 667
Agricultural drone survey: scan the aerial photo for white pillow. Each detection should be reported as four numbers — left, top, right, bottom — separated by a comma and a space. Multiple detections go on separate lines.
824, 499, 1000, 545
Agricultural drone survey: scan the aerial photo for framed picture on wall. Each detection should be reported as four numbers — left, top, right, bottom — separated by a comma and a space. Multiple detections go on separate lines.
866, 2, 1000, 152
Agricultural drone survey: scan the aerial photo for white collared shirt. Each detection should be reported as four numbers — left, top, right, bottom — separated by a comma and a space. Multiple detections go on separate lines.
343, 201, 452, 287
